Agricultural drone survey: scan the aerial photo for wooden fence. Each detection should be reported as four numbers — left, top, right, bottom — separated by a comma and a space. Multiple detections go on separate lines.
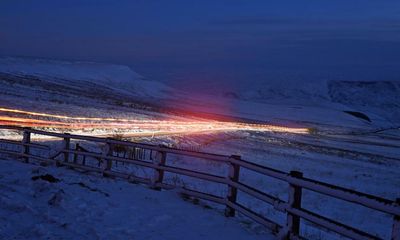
0, 126, 399, 240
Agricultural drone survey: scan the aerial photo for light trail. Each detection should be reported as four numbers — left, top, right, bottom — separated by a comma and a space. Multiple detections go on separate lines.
0, 107, 309, 135
0, 107, 157, 122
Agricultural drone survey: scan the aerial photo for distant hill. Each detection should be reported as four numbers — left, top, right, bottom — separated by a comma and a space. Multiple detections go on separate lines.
227, 79, 400, 124
0, 57, 171, 99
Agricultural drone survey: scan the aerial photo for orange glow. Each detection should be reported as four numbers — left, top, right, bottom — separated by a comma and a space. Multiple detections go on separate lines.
0, 107, 309, 135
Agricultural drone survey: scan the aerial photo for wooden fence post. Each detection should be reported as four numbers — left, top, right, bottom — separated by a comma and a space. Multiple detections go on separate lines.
392, 198, 400, 240
63, 133, 71, 162
284, 170, 303, 239
102, 141, 113, 176
151, 150, 167, 190
225, 155, 241, 217
56, 133, 70, 166
73, 143, 79, 164
21, 128, 31, 163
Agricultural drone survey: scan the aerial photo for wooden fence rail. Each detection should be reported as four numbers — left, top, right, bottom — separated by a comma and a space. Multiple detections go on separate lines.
0, 126, 399, 240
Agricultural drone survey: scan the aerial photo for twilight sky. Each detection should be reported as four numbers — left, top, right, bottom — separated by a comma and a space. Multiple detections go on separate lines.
1, 0, 400, 91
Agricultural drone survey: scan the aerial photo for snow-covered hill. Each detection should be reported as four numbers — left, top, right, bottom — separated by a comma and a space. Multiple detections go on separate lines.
229, 79, 400, 124
0, 57, 398, 240
0, 57, 398, 132
328, 80, 400, 123
0, 57, 171, 99
225, 78, 400, 106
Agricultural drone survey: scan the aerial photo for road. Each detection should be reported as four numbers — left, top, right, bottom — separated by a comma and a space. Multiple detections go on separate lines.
0, 107, 309, 136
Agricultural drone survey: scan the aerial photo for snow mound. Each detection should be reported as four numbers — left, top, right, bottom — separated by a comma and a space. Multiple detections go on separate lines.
0, 57, 171, 98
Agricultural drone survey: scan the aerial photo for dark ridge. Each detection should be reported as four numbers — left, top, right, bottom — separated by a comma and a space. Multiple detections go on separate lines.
31, 174, 60, 183
343, 111, 371, 122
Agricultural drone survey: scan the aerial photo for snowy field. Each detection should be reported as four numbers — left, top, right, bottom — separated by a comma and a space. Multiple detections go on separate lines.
0, 159, 272, 240
0, 58, 399, 239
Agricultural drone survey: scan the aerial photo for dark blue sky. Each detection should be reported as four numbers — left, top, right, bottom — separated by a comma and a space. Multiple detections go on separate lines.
1, 0, 400, 91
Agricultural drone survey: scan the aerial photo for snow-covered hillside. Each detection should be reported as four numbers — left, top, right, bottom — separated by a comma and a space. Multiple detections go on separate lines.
226, 79, 400, 125
328, 80, 400, 123
1, 57, 398, 133
0, 57, 399, 239
0, 57, 180, 125
0, 159, 270, 240
0, 57, 171, 99
162, 77, 400, 134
